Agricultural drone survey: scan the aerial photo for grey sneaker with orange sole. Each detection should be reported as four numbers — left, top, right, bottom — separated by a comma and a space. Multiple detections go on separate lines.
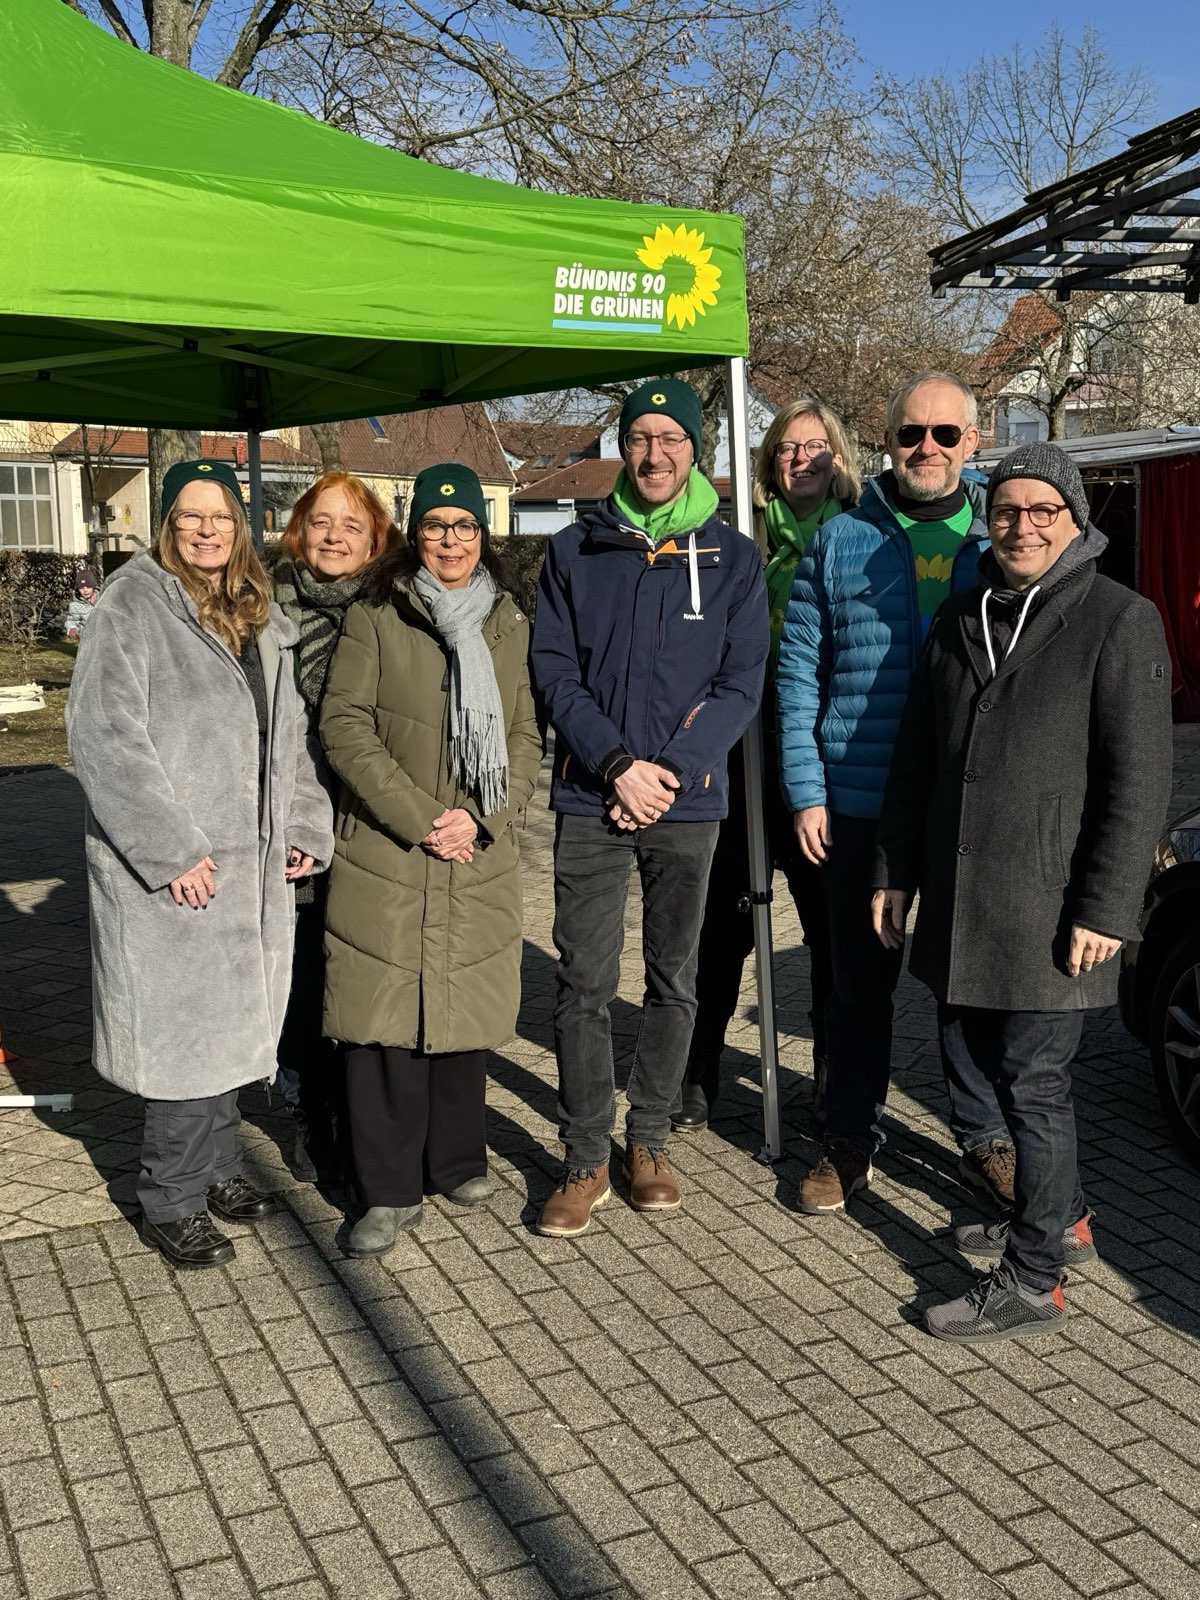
955, 1209, 1096, 1264
926, 1261, 1068, 1344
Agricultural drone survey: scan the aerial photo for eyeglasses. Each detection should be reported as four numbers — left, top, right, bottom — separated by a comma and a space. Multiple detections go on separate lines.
624, 432, 692, 454
174, 511, 237, 532
988, 503, 1069, 532
773, 438, 831, 462
417, 518, 480, 542
894, 424, 964, 449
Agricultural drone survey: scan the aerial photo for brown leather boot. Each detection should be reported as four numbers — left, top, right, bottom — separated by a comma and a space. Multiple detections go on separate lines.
624, 1144, 681, 1212
535, 1164, 611, 1238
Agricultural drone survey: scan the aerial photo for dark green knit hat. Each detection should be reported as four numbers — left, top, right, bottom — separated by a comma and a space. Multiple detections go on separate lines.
618, 378, 702, 461
160, 458, 243, 523
408, 462, 488, 542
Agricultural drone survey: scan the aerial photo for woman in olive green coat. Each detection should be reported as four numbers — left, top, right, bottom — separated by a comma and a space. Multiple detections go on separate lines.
320, 463, 542, 1257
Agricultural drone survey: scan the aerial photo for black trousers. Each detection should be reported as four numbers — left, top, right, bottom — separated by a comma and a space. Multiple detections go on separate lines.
276, 892, 346, 1168
137, 1089, 242, 1223
345, 1045, 487, 1208
686, 736, 832, 1081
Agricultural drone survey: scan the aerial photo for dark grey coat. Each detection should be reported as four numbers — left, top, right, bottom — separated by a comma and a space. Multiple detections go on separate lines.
66, 555, 334, 1099
875, 553, 1172, 1011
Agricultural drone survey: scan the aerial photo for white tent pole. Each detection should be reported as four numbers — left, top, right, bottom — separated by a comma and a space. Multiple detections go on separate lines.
725, 356, 782, 1163
247, 428, 264, 552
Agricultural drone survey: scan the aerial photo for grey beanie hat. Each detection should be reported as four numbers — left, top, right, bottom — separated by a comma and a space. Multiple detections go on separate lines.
986, 441, 1090, 532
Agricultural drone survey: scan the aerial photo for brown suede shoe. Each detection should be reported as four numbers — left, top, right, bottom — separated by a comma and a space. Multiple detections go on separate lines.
536, 1164, 611, 1238
959, 1139, 1016, 1207
797, 1143, 872, 1214
624, 1144, 682, 1212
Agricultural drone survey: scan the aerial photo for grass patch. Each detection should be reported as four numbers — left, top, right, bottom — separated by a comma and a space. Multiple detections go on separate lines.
0, 641, 76, 771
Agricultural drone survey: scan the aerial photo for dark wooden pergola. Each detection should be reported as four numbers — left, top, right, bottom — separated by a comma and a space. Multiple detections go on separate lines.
930, 106, 1200, 303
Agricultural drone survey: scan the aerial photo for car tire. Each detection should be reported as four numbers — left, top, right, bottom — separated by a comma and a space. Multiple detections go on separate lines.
1149, 928, 1200, 1165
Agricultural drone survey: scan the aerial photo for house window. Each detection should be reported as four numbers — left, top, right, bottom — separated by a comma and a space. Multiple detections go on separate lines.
366, 416, 389, 441
0, 464, 55, 548
485, 497, 496, 529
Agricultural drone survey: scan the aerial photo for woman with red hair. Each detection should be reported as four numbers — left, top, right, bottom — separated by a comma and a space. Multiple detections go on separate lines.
273, 472, 400, 1181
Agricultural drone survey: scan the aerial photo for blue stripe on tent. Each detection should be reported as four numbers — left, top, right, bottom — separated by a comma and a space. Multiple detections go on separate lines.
551, 319, 663, 334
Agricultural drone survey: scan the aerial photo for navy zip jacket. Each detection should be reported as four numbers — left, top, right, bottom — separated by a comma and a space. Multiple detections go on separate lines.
530, 494, 769, 821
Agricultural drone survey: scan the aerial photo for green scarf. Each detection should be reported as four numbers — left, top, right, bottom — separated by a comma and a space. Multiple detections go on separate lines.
611, 466, 719, 544
763, 493, 843, 652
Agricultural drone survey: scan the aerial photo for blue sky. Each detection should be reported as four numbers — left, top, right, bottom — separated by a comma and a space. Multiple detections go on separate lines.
843, 0, 1200, 123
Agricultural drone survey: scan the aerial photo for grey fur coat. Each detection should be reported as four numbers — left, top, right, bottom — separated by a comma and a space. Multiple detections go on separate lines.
65, 554, 334, 1100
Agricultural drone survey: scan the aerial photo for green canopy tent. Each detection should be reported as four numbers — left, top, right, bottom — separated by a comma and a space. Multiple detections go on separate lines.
0, 0, 783, 1158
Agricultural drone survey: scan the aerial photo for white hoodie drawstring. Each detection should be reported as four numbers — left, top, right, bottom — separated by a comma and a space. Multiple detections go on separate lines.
687, 531, 701, 617
981, 584, 1041, 680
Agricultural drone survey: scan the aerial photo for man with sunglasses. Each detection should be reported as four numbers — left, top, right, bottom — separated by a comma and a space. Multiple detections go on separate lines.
530, 378, 768, 1237
872, 441, 1170, 1340
778, 371, 1013, 1216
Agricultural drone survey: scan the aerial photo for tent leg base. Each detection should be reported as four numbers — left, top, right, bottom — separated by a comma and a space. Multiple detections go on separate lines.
0, 1094, 75, 1112
753, 1144, 783, 1166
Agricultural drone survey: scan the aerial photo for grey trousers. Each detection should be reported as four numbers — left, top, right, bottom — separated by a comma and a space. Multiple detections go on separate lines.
137, 1089, 243, 1223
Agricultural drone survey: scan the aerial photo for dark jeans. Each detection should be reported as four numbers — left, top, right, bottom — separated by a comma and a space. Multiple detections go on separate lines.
345, 1045, 487, 1208
138, 1089, 242, 1223
552, 812, 719, 1167
276, 895, 344, 1161
686, 735, 831, 1081
939, 1006, 1086, 1291
822, 812, 1005, 1154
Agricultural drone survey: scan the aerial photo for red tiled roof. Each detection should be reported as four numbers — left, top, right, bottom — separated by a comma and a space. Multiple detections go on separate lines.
979, 294, 1064, 392
496, 421, 604, 484
52, 428, 313, 466
320, 405, 513, 484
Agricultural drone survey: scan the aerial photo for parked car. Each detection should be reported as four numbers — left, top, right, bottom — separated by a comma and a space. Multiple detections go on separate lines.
1119, 805, 1200, 1162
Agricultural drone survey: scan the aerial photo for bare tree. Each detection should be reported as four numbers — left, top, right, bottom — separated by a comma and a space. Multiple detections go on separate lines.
882, 24, 1157, 438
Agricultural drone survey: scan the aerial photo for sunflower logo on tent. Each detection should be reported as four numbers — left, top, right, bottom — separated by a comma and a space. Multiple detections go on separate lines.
637, 224, 722, 330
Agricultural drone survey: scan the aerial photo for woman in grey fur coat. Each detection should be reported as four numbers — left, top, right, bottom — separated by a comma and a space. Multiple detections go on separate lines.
66, 459, 333, 1271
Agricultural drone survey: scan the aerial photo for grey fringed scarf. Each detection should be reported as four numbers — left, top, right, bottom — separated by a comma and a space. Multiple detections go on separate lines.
273, 556, 370, 712
412, 565, 508, 816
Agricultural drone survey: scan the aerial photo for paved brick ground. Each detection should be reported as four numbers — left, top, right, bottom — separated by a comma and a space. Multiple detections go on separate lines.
2, 737, 1200, 1599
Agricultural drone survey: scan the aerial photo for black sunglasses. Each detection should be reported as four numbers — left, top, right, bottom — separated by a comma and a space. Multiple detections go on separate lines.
895, 423, 963, 448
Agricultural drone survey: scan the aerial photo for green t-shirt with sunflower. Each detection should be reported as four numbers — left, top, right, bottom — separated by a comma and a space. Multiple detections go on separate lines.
890, 498, 976, 639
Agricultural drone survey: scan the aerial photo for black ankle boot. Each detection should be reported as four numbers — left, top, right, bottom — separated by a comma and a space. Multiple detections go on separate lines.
672, 1067, 719, 1131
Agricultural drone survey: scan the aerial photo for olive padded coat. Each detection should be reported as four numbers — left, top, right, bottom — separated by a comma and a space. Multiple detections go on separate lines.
65, 555, 335, 1100
874, 552, 1172, 1012
320, 578, 542, 1053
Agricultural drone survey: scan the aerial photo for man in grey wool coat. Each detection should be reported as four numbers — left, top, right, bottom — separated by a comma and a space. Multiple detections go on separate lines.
873, 440, 1172, 1344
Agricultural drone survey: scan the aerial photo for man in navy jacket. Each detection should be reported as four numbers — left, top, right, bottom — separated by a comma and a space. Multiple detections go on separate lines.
530, 378, 768, 1237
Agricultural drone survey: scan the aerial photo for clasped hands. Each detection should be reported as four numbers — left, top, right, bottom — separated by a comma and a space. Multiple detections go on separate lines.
606, 760, 680, 831
421, 807, 478, 863
169, 846, 315, 909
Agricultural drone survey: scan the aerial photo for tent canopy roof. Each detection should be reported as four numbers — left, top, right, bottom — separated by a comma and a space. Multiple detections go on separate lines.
0, 0, 746, 430
930, 106, 1200, 302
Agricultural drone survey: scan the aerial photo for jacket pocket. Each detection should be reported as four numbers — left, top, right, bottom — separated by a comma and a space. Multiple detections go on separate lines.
338, 795, 362, 844
1036, 794, 1068, 887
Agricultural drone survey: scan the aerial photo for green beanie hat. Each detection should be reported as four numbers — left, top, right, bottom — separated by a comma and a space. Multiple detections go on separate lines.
408, 461, 489, 541
160, 458, 243, 524
618, 378, 702, 461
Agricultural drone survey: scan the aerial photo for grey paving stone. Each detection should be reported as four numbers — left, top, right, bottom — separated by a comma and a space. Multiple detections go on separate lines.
481, 1565, 561, 1600
1098, 1533, 1198, 1600
176, 1387, 250, 1451
149, 1487, 233, 1568
151, 1338, 222, 1397
604, 1531, 711, 1600
71, 1470, 151, 1550
686, 1396, 775, 1464
53, 1413, 121, 1482
200, 1445, 280, 1518
1110, 1485, 1200, 1564
228, 1508, 315, 1587
288, 1365, 363, 1428
903, 1541, 1009, 1599
471, 1453, 563, 1528
276, 1462, 359, 1536
932, 1444, 1040, 1518
14, 1519, 94, 1600
398, 1434, 479, 1506
92, 1538, 177, 1600
124, 1426, 203, 1497
40, 1362, 104, 1423
1021, 1465, 1137, 1539
830, 1474, 936, 1553
319, 1420, 400, 1488
194, 1303, 263, 1358
352, 1479, 441, 1556
357, 1380, 438, 1443
176, 1557, 256, 1600
393, 1545, 485, 1600
218, 1350, 293, 1411
808, 1517, 926, 1600
310, 1527, 403, 1599
435, 1497, 528, 1577
245, 1404, 322, 1469
515, 1514, 617, 1598
103, 1372, 175, 1435
23, 1313, 88, 1368
719, 1499, 826, 1584
68, 1281, 130, 1332
0, 1457, 73, 1529
638, 1480, 740, 1562
920, 1493, 1031, 1570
